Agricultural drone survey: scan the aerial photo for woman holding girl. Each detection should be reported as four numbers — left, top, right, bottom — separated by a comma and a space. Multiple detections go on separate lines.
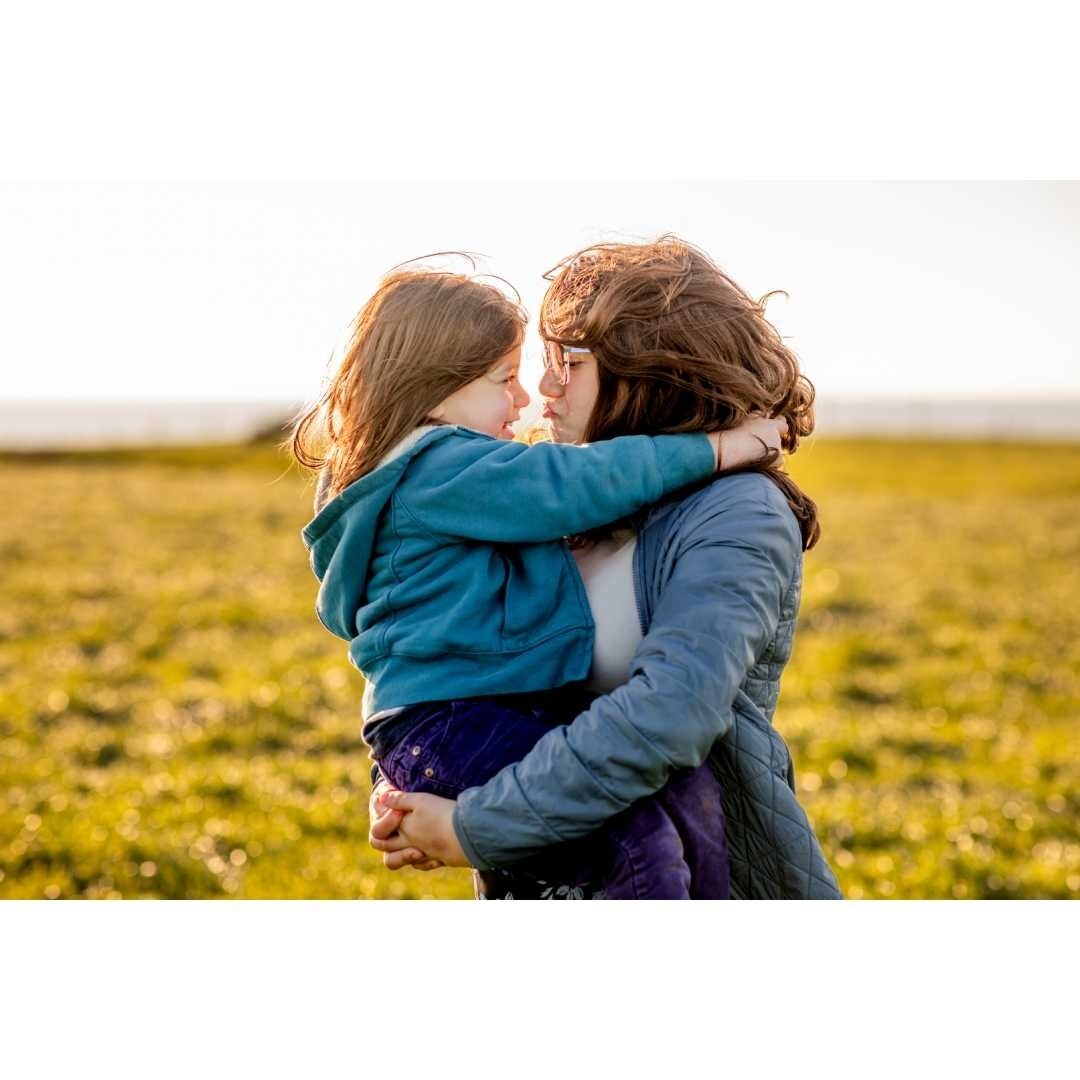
369, 237, 840, 899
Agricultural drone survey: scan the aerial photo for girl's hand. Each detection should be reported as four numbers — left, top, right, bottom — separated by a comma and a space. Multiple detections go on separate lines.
369, 790, 470, 869
716, 416, 788, 470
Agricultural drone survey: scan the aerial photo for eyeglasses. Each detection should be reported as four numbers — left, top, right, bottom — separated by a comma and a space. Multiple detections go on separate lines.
542, 341, 591, 386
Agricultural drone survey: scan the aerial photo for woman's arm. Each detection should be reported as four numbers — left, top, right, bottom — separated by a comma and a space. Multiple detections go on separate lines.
449, 478, 802, 870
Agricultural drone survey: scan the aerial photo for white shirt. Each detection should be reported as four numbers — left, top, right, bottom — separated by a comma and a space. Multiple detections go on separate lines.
571, 531, 644, 694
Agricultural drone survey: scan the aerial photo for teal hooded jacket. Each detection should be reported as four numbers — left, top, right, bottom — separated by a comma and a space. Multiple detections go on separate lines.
301, 425, 716, 716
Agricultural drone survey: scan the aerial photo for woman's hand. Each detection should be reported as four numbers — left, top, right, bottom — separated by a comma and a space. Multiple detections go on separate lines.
369, 787, 470, 869
369, 780, 431, 870
715, 416, 788, 470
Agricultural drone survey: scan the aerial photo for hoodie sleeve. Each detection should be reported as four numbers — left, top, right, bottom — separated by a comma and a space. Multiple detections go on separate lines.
450, 480, 802, 870
399, 431, 716, 543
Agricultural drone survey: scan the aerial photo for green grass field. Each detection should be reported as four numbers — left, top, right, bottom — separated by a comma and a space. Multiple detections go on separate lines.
2, 438, 1078, 899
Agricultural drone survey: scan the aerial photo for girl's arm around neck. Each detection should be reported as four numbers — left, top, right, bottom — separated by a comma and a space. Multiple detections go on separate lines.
399, 430, 717, 544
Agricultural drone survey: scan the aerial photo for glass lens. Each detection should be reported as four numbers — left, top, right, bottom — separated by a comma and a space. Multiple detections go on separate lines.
543, 340, 568, 384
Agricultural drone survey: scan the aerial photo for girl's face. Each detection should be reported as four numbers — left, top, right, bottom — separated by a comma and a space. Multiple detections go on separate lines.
430, 344, 530, 439
539, 347, 600, 445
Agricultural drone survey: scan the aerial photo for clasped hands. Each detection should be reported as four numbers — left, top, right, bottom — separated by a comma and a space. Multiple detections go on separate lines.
368, 782, 470, 871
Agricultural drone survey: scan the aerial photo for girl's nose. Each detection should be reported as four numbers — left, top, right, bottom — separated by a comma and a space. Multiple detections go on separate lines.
514, 380, 531, 409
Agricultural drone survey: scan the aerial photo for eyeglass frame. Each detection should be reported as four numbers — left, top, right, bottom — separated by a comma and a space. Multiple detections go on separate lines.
542, 341, 591, 386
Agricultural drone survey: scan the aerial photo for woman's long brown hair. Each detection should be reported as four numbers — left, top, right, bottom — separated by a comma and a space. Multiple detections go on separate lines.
541, 235, 820, 549
291, 265, 526, 500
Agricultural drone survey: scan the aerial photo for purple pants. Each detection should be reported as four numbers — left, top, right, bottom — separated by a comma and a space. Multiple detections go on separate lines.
375, 696, 730, 900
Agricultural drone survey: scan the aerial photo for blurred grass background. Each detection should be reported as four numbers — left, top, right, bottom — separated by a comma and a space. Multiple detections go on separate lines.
1, 438, 1078, 899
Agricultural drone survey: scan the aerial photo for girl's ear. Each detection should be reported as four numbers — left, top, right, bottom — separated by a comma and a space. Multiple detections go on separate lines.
429, 400, 447, 422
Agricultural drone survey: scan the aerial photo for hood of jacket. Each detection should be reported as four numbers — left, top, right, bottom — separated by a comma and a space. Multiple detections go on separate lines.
300, 426, 444, 642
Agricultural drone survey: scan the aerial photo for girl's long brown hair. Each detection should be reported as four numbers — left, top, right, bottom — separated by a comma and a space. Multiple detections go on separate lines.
541, 235, 820, 549
292, 264, 526, 500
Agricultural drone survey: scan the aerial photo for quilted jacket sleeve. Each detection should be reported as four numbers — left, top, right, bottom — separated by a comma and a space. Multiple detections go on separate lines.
452, 477, 803, 870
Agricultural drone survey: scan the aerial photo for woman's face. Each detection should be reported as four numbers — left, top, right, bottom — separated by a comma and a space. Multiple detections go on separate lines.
538, 348, 600, 445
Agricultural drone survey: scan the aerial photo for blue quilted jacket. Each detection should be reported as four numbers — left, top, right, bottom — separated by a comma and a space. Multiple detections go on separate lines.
454, 471, 842, 900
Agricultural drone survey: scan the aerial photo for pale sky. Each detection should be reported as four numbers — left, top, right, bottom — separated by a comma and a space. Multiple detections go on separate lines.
2, 181, 1077, 404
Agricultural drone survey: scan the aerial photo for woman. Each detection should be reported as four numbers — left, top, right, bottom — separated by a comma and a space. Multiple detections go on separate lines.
371, 236, 841, 899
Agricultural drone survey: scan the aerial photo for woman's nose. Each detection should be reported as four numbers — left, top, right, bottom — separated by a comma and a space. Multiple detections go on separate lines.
538, 366, 562, 397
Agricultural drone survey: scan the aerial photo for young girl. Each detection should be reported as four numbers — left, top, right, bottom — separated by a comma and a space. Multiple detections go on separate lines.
293, 264, 782, 899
